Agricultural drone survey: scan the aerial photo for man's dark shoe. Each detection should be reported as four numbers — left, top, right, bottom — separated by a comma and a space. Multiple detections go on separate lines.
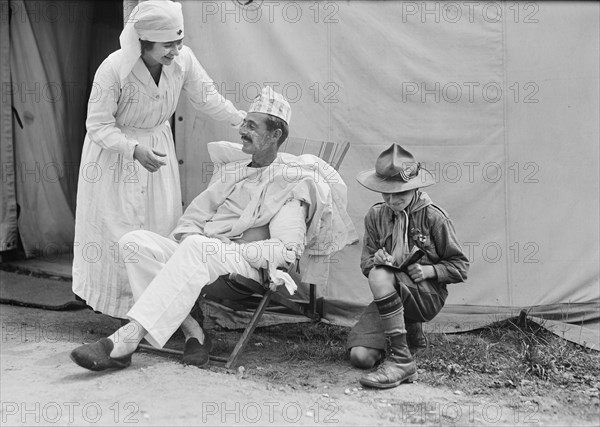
359, 334, 417, 389
182, 332, 212, 367
406, 322, 428, 356
70, 338, 133, 371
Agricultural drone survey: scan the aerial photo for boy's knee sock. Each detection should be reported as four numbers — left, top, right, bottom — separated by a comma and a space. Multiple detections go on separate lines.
374, 292, 406, 336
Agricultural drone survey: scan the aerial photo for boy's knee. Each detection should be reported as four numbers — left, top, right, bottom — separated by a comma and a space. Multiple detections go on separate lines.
349, 346, 382, 369
368, 267, 396, 295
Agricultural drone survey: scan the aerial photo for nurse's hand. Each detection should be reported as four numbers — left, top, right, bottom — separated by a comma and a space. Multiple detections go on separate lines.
134, 145, 167, 172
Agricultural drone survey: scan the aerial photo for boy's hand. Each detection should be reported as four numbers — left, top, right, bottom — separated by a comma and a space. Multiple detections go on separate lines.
407, 263, 436, 283
374, 249, 393, 265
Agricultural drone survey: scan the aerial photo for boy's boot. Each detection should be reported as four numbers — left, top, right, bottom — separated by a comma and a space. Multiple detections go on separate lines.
359, 291, 417, 389
406, 322, 428, 356
359, 334, 417, 388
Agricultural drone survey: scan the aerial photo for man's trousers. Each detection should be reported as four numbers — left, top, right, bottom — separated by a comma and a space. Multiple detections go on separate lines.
119, 231, 261, 348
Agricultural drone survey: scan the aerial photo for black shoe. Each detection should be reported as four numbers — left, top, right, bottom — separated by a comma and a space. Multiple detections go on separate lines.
360, 334, 417, 389
70, 338, 133, 371
182, 333, 212, 367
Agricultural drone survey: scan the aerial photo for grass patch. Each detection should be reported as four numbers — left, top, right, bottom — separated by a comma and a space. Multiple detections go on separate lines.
416, 315, 600, 397
255, 322, 349, 362
218, 315, 599, 397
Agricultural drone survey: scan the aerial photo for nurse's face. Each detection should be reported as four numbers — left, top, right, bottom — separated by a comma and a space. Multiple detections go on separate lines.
382, 189, 416, 212
143, 39, 183, 66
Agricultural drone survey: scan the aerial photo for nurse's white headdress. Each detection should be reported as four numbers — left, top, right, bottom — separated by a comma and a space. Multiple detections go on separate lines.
248, 86, 292, 124
118, 1, 184, 82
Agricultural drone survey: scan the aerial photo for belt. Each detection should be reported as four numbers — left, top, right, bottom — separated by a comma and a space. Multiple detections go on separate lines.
117, 121, 169, 136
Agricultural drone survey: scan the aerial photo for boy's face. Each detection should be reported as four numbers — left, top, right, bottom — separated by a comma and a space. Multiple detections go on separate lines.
382, 189, 416, 212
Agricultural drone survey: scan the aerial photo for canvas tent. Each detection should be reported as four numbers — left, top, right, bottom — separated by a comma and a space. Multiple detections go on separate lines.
1, 1, 598, 331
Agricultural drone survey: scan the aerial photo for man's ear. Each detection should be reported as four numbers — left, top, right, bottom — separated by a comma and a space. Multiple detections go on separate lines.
271, 128, 283, 142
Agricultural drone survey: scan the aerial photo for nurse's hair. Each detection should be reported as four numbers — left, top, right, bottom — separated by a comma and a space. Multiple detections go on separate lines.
140, 40, 155, 55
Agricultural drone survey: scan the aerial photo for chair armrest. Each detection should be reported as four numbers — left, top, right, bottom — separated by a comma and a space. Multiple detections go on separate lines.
228, 273, 266, 292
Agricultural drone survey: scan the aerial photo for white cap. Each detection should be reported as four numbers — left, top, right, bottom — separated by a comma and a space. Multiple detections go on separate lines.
248, 86, 291, 124
118, 1, 184, 82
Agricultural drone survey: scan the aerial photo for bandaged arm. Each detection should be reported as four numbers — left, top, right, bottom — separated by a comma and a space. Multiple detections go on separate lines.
241, 199, 308, 271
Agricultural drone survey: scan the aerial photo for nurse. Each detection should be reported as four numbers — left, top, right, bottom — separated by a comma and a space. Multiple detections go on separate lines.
72, 1, 245, 318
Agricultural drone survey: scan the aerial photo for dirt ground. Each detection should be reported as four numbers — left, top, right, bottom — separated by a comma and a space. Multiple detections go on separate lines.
2, 303, 599, 426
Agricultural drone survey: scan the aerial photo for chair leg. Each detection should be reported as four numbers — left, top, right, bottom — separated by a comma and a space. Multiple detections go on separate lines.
225, 290, 274, 369
309, 283, 317, 317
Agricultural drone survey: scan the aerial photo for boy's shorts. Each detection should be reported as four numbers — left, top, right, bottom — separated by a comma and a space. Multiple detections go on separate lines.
346, 271, 447, 351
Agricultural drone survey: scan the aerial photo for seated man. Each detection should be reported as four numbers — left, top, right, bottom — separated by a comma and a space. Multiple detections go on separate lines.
347, 144, 469, 389
70, 87, 354, 371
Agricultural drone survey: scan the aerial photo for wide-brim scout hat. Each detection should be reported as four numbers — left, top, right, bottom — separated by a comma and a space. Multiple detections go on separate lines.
356, 144, 435, 193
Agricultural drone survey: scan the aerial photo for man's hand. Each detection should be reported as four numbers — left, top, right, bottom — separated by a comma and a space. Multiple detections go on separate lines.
407, 263, 436, 283
134, 145, 167, 172
179, 232, 200, 242
373, 248, 393, 265
206, 233, 231, 244
213, 235, 231, 244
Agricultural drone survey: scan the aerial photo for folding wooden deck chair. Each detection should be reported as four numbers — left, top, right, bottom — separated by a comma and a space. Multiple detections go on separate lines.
140, 138, 350, 368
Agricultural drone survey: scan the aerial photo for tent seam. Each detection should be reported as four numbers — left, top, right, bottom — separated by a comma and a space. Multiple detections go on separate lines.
501, 4, 513, 307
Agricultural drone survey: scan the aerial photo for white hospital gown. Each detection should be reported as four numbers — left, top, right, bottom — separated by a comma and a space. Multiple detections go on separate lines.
72, 46, 244, 318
